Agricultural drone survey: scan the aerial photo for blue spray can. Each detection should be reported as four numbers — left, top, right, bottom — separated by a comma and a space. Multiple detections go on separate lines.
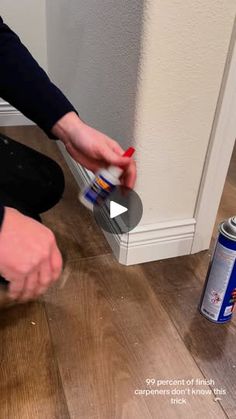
199, 216, 236, 323
79, 147, 135, 210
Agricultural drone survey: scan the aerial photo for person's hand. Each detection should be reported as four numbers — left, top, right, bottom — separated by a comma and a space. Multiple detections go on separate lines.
52, 112, 136, 188
0, 207, 62, 301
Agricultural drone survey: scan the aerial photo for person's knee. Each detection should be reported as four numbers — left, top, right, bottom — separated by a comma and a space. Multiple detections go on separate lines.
47, 160, 65, 207
36, 158, 65, 213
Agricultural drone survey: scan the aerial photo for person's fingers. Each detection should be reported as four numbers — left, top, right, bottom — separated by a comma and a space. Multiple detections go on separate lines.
65, 142, 106, 172
109, 140, 125, 156
37, 258, 52, 296
120, 159, 137, 189
9, 276, 26, 300
65, 137, 136, 183
50, 244, 63, 282
39, 258, 51, 286
74, 154, 105, 172
20, 270, 39, 301
98, 144, 131, 167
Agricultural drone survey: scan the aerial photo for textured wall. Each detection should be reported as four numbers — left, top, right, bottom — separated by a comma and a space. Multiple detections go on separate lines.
46, 0, 236, 226
1, 0, 47, 69
135, 1, 236, 224
46, 0, 144, 150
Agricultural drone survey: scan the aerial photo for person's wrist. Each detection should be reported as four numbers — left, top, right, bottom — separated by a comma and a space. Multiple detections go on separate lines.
52, 111, 84, 145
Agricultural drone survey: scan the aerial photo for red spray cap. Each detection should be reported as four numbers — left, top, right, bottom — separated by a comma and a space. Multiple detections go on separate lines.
109, 147, 135, 176
123, 147, 135, 158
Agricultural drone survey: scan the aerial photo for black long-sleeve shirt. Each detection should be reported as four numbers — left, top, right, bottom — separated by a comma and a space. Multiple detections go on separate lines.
0, 16, 77, 226
0, 17, 77, 136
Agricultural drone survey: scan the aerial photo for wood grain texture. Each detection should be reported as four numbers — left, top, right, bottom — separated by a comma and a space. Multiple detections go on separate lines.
139, 251, 210, 292
142, 143, 236, 418
0, 126, 235, 418
150, 287, 236, 418
0, 301, 69, 419
44, 255, 225, 419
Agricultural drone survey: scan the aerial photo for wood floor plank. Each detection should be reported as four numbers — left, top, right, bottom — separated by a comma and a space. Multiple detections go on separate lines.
1, 126, 235, 418
0, 300, 70, 419
139, 251, 209, 292
140, 143, 236, 417
151, 286, 236, 418
0, 126, 111, 260
44, 255, 226, 419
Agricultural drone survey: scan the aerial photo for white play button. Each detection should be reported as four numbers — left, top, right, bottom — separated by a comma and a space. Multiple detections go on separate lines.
94, 186, 143, 234
110, 201, 128, 219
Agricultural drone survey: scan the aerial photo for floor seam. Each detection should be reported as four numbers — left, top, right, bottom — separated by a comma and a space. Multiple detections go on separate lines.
43, 300, 72, 419
64, 252, 114, 264
161, 307, 229, 418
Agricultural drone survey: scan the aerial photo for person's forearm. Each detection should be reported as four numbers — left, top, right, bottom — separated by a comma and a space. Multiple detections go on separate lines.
0, 16, 77, 138
52, 111, 84, 144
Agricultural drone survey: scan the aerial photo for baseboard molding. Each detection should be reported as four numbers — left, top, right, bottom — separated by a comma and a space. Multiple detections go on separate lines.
117, 219, 195, 265
0, 100, 34, 126
57, 141, 196, 265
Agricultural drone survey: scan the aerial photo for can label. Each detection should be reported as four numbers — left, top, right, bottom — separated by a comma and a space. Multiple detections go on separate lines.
200, 240, 236, 322
84, 175, 115, 205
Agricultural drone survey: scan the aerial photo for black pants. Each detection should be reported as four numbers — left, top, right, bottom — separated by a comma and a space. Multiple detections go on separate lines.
0, 133, 65, 219
0, 133, 65, 286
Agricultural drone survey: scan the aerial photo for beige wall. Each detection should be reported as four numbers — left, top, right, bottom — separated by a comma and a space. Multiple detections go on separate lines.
46, 0, 144, 150
1, 0, 47, 70
46, 1, 235, 230
134, 1, 236, 224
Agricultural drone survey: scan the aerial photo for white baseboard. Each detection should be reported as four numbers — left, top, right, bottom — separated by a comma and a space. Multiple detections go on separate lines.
116, 219, 195, 265
0, 101, 34, 126
57, 141, 196, 265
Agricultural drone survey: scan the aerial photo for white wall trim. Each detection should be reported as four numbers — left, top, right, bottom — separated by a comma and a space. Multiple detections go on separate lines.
57, 141, 196, 265
98, 218, 196, 266
116, 219, 195, 265
58, 24, 236, 263
192, 22, 236, 253
0, 100, 34, 126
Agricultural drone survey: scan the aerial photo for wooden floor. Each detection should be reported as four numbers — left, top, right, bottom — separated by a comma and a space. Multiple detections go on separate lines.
0, 126, 235, 419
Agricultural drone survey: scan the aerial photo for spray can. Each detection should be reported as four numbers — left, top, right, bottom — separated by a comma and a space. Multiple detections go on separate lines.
199, 216, 236, 323
79, 147, 135, 210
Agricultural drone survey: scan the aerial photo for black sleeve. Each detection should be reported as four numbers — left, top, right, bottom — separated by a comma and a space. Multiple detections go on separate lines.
0, 204, 4, 228
0, 16, 77, 139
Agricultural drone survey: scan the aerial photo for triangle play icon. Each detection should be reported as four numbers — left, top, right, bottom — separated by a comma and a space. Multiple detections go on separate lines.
110, 201, 128, 219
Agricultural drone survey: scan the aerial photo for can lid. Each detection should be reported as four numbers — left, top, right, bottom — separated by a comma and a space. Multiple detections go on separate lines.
231, 216, 236, 226
221, 217, 236, 240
